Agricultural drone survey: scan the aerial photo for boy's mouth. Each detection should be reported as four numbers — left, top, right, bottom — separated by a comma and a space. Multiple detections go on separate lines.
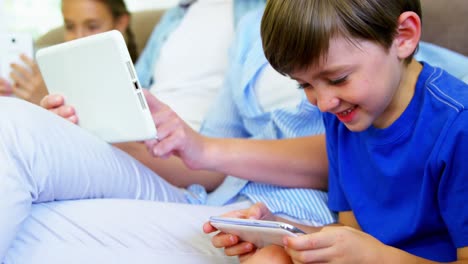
336, 106, 357, 122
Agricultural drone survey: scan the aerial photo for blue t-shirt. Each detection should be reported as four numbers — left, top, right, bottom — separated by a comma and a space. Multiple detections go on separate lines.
325, 63, 468, 262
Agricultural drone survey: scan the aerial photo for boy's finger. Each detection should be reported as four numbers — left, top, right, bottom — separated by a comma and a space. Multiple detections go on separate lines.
211, 232, 239, 248
247, 202, 270, 220
221, 209, 249, 219
223, 241, 255, 257
202, 221, 218, 233
284, 246, 328, 263
285, 231, 333, 251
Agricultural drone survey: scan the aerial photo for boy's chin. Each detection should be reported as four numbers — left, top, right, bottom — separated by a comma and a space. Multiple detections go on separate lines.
343, 122, 370, 132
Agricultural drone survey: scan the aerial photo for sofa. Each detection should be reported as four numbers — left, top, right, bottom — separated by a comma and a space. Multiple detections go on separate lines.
35, 0, 468, 58
35, 9, 166, 58
421, 0, 468, 56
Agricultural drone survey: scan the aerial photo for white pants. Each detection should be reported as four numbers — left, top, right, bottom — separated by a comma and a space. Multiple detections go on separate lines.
0, 98, 240, 263
5, 200, 247, 263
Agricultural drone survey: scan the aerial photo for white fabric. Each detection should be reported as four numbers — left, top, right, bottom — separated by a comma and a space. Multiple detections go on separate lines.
0, 98, 251, 263
254, 64, 304, 112
0, 98, 190, 260
150, 0, 234, 131
5, 200, 250, 264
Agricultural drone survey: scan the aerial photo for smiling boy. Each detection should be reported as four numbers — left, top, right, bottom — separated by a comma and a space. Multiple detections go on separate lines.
206, 0, 468, 262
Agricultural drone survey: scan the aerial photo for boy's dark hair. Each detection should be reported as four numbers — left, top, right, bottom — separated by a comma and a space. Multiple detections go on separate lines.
261, 0, 421, 75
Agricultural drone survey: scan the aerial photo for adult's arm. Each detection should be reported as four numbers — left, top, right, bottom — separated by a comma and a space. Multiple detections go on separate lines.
114, 141, 225, 192
117, 133, 328, 192
199, 135, 328, 190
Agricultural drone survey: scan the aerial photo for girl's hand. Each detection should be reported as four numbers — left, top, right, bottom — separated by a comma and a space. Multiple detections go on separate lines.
10, 54, 48, 105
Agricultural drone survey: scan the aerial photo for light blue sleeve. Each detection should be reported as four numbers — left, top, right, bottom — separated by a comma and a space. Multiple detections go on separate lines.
416, 42, 468, 83
233, 0, 266, 27
198, 11, 262, 138
198, 63, 249, 138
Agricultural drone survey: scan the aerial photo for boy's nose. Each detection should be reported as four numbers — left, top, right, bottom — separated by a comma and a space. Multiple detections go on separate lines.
316, 91, 339, 113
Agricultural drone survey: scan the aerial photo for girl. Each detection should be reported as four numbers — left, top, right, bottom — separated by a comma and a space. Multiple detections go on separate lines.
0, 0, 136, 105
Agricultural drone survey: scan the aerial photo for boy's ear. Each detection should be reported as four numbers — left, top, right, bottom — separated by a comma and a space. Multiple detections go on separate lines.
394, 11, 421, 59
115, 14, 130, 34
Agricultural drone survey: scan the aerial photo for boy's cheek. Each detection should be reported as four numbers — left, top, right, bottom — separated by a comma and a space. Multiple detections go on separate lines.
304, 91, 317, 106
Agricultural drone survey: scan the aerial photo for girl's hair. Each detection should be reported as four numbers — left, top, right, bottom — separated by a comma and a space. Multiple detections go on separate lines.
261, 0, 421, 75
99, 0, 138, 62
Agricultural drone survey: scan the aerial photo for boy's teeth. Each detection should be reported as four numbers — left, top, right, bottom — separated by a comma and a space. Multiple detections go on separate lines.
340, 107, 355, 116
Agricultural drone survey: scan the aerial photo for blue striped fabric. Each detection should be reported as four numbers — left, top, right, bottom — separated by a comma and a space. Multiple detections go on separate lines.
241, 184, 335, 225
187, 8, 336, 225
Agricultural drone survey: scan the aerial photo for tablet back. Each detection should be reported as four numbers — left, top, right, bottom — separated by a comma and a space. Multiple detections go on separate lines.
36, 30, 157, 143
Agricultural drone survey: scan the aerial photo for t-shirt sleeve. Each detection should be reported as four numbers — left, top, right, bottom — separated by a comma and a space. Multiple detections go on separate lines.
438, 110, 468, 248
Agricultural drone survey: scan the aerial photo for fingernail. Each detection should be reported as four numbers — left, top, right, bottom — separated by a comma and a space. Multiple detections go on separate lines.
245, 243, 253, 250
53, 96, 60, 104
283, 237, 288, 246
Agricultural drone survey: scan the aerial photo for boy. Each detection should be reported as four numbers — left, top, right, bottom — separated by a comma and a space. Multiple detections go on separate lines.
204, 0, 468, 262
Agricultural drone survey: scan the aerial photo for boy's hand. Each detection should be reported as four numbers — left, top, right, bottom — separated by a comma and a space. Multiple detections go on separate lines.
10, 54, 48, 105
143, 90, 207, 169
284, 226, 383, 263
40, 94, 78, 124
202, 203, 275, 261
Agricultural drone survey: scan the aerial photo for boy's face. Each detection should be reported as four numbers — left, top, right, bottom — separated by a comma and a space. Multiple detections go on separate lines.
290, 37, 406, 132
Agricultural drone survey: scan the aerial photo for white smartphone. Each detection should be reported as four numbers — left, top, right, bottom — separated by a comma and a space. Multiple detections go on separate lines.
0, 33, 34, 84
209, 216, 306, 248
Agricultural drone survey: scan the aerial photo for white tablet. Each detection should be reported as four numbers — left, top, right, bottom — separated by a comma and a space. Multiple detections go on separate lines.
36, 30, 157, 143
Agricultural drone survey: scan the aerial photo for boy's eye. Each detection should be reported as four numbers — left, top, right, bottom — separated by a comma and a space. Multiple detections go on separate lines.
329, 76, 348, 85
297, 83, 310, 90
